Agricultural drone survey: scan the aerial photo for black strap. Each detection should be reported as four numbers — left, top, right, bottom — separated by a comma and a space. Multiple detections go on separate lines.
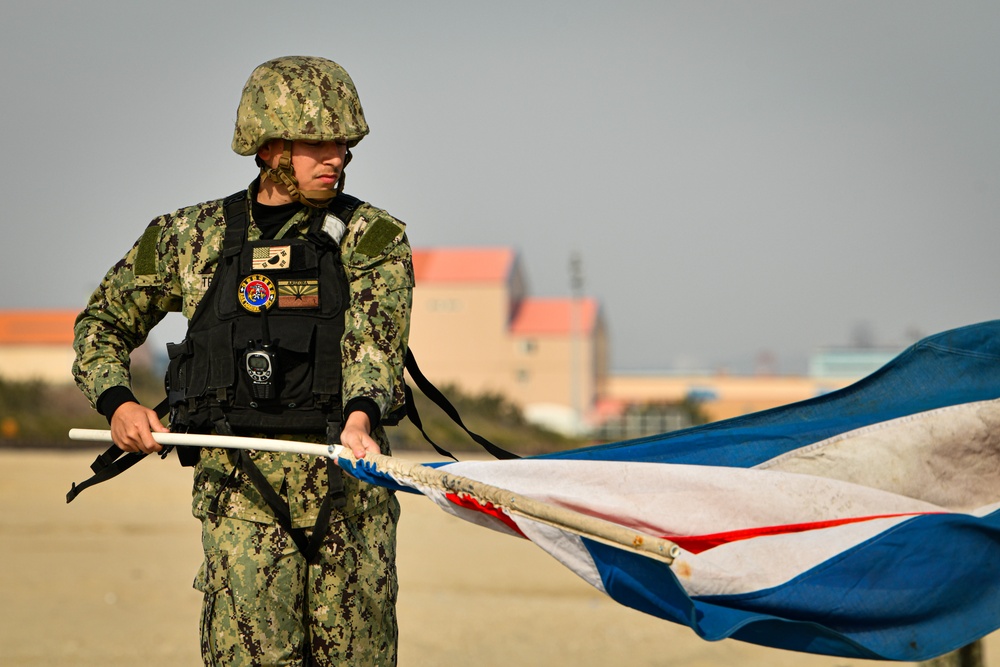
404, 349, 519, 460
221, 191, 249, 258
66, 398, 172, 503
224, 448, 341, 563
307, 193, 362, 247
307, 458, 344, 561
66, 449, 148, 503
402, 381, 458, 461
228, 448, 309, 552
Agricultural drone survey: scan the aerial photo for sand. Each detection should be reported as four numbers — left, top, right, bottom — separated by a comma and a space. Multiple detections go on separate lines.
1, 449, 995, 667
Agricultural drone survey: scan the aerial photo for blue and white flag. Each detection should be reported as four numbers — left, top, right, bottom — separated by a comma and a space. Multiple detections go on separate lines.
347, 321, 1000, 661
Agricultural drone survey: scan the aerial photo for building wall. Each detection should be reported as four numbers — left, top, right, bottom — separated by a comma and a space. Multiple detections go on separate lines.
0, 309, 157, 387
410, 289, 604, 414
507, 333, 598, 412
0, 347, 76, 384
408, 256, 607, 432
0, 310, 79, 385
408, 282, 513, 395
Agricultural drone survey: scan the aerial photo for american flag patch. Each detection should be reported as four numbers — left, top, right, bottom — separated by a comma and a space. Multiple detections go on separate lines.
252, 245, 291, 270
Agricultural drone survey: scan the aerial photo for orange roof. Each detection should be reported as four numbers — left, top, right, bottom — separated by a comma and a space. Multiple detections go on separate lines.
412, 247, 515, 283
509, 298, 599, 336
0, 310, 78, 345
591, 397, 628, 422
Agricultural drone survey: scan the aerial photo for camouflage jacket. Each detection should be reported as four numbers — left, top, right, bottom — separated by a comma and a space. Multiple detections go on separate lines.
73, 182, 413, 526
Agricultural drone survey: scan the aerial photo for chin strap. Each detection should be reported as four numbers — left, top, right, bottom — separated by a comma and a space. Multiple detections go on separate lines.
260, 144, 351, 208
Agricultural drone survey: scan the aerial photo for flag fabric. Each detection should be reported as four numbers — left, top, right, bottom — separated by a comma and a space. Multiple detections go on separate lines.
346, 321, 1000, 661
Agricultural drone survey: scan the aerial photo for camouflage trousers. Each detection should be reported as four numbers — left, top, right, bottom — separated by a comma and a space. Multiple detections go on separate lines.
194, 496, 401, 666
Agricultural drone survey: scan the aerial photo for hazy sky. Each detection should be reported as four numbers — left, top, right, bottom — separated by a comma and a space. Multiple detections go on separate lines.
3, 1, 998, 373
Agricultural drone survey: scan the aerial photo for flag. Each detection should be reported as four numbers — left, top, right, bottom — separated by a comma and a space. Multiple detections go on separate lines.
346, 321, 1000, 661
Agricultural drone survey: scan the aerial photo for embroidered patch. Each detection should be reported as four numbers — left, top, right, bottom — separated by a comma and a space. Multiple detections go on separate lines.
238, 274, 276, 312
135, 224, 161, 276
277, 280, 319, 309
356, 216, 402, 257
252, 245, 291, 270
200, 275, 213, 291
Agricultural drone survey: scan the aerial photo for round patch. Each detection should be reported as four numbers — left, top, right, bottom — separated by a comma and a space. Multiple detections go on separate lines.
238, 274, 276, 312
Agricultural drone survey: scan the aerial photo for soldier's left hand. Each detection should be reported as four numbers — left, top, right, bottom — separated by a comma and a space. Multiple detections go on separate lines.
340, 410, 382, 459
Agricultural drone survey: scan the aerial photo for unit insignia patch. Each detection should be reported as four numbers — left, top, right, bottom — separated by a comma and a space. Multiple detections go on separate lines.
238, 274, 276, 312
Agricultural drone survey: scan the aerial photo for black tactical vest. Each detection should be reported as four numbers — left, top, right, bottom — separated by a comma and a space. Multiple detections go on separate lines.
166, 191, 361, 436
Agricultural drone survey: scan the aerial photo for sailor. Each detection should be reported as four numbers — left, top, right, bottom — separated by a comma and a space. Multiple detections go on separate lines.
72, 56, 412, 666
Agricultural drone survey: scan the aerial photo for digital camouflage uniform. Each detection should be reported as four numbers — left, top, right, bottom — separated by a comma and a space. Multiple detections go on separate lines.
72, 56, 411, 667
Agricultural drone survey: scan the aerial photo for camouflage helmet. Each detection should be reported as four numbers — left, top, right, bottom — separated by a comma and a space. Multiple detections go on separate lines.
232, 56, 369, 156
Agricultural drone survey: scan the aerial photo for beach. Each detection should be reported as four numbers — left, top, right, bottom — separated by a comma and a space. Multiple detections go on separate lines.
1, 449, 994, 667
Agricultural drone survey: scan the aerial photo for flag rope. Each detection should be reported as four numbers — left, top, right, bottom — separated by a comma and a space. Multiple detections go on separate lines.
68, 428, 681, 564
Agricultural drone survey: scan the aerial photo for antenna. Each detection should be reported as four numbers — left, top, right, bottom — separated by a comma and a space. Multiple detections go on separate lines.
570, 252, 584, 433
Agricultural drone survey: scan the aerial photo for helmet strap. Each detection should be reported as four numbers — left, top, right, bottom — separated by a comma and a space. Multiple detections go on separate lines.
335, 149, 353, 195
260, 143, 337, 208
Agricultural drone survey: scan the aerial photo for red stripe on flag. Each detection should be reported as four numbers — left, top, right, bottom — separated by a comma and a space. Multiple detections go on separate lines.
665, 512, 941, 554
445, 492, 526, 538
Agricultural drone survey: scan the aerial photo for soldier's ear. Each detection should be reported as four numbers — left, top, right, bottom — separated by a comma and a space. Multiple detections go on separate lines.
257, 139, 284, 164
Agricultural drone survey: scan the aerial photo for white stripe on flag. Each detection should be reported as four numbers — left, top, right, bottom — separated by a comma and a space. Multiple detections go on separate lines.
759, 397, 1000, 512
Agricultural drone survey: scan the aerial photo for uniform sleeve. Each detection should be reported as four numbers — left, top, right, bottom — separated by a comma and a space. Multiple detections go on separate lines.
72, 216, 183, 408
339, 206, 414, 418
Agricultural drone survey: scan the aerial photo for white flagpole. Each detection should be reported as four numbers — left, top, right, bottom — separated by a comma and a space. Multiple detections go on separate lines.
68, 428, 680, 564
67, 428, 343, 459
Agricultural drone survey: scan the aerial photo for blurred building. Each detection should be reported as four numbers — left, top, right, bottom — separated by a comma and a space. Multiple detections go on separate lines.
0, 309, 156, 385
603, 373, 854, 424
602, 344, 905, 429
0, 310, 79, 384
408, 248, 608, 435
407, 247, 902, 436
2, 258, 907, 439
808, 347, 901, 379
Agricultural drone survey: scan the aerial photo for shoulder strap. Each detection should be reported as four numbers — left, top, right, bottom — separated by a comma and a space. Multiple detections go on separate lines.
307, 193, 363, 246
221, 190, 249, 258
327, 193, 363, 220
403, 349, 520, 460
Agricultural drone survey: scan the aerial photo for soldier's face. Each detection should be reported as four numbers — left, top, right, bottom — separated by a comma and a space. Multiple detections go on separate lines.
260, 139, 348, 194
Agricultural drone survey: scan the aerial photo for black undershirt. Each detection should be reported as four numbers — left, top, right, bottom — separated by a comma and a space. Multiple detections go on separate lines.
252, 199, 303, 239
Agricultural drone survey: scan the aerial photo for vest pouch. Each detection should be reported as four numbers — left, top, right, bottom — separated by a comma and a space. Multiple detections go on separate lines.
226, 321, 328, 433
165, 323, 236, 433
165, 339, 192, 411
165, 339, 199, 432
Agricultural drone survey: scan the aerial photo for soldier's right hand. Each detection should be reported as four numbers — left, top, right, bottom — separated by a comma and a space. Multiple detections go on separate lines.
110, 402, 169, 454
